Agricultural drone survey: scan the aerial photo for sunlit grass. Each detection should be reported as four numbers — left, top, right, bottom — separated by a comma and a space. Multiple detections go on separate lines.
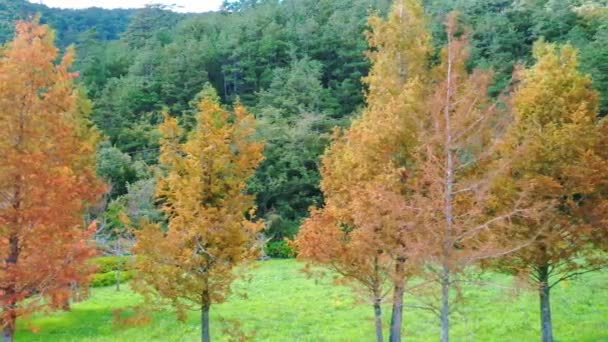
17, 259, 608, 341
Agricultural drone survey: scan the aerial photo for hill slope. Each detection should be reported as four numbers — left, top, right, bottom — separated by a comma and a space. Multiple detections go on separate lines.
0, 0, 134, 45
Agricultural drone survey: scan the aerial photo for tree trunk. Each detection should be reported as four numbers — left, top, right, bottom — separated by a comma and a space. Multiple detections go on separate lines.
2, 174, 21, 342
2, 307, 15, 342
115, 268, 121, 292
2, 325, 14, 342
373, 299, 383, 342
61, 295, 71, 311
538, 265, 553, 342
440, 19, 455, 342
201, 303, 210, 342
440, 264, 450, 342
371, 256, 384, 342
201, 286, 211, 342
2, 232, 19, 342
389, 259, 405, 342
114, 240, 121, 292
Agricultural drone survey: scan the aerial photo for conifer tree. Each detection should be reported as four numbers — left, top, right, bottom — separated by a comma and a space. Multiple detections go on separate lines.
401, 15, 546, 342
133, 88, 264, 342
0, 20, 104, 341
490, 42, 608, 342
296, 1, 431, 341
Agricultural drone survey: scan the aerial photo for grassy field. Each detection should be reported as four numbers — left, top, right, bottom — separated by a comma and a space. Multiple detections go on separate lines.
16, 259, 608, 341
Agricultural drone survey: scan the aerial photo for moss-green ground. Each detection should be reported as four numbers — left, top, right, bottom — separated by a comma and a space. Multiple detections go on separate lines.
17, 259, 608, 341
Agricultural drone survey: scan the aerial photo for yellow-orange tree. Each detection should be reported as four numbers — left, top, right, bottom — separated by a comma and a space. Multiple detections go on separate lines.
296, 1, 431, 341
0, 20, 104, 341
490, 43, 608, 342
133, 88, 264, 342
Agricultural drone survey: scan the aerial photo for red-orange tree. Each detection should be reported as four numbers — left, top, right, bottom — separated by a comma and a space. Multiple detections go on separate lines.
490, 42, 608, 342
403, 15, 548, 342
133, 89, 264, 342
0, 20, 104, 341
300, 11, 544, 342
296, 1, 431, 341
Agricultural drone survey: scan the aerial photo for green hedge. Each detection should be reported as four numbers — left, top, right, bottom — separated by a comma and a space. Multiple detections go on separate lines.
265, 240, 296, 258
91, 256, 133, 273
90, 270, 135, 288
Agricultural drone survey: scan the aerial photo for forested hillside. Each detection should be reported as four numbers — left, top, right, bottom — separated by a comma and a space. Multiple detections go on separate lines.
3, 0, 607, 246
0, 0, 133, 44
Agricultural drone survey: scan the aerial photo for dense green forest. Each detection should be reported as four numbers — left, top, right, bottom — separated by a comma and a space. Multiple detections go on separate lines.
0, 0, 133, 44
2, 0, 607, 248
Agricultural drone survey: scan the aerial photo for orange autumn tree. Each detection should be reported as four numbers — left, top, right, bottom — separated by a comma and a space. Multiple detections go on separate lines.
296, 1, 431, 341
133, 88, 264, 342
0, 20, 104, 341
406, 15, 550, 342
490, 42, 608, 342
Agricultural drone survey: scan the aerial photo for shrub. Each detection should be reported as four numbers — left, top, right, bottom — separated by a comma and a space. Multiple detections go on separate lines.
91, 256, 132, 273
90, 270, 135, 288
265, 240, 296, 258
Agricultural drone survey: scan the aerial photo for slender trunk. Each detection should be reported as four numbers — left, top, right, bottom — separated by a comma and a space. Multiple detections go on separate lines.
115, 241, 121, 292
538, 265, 553, 342
389, 259, 405, 342
115, 268, 121, 292
222, 71, 228, 99
1, 312, 14, 342
2, 102, 24, 342
201, 303, 210, 342
371, 257, 384, 342
2, 284, 16, 342
373, 299, 383, 342
2, 233, 19, 342
440, 264, 450, 342
397, 0, 406, 82
440, 19, 455, 342
61, 291, 71, 311
201, 287, 211, 342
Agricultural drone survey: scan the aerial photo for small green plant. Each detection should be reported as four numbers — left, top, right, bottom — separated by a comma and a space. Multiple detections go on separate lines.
90, 271, 135, 288
264, 240, 296, 258
91, 256, 132, 273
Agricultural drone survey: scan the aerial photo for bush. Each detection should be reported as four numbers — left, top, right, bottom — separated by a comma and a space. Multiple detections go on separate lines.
91, 256, 132, 273
265, 240, 296, 258
90, 270, 135, 288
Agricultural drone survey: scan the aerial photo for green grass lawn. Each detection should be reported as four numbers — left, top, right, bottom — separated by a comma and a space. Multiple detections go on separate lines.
16, 259, 608, 341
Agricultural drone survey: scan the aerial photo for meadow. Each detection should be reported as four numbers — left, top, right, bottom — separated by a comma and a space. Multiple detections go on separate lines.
16, 260, 608, 342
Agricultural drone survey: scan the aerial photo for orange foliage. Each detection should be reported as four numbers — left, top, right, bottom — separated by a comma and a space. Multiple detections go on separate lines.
491, 42, 608, 276
296, 1, 431, 340
487, 42, 608, 341
0, 20, 104, 339
133, 90, 264, 340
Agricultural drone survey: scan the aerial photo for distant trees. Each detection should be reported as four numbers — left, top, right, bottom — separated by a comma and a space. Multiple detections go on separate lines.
251, 57, 336, 240
0, 0, 133, 46
424, 0, 608, 113
122, 4, 181, 49
133, 88, 264, 342
96, 142, 139, 197
0, 20, 104, 341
